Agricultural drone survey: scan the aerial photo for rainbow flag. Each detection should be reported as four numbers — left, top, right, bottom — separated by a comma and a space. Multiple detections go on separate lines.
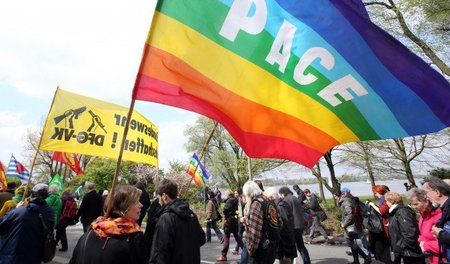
133, 0, 450, 168
187, 153, 210, 187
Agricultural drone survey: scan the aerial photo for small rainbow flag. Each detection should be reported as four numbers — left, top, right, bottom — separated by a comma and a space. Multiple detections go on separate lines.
133, 0, 450, 168
187, 153, 210, 187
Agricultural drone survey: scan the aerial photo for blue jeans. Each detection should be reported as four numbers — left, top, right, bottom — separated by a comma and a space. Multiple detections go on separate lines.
234, 223, 244, 251
240, 239, 249, 264
206, 220, 223, 242
294, 228, 311, 264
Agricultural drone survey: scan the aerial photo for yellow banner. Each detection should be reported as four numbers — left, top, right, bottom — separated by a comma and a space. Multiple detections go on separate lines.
40, 88, 158, 166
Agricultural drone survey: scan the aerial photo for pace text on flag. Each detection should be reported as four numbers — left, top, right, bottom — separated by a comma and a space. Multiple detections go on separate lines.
133, 0, 450, 168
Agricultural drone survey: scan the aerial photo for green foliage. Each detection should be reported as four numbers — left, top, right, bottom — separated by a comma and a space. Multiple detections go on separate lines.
6, 176, 22, 187
405, 0, 450, 35
76, 158, 134, 191
429, 167, 450, 179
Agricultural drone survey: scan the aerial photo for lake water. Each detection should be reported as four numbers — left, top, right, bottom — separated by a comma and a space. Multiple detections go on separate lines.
264, 179, 421, 199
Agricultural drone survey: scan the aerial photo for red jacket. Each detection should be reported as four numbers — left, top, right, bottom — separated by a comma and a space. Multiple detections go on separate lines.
418, 207, 443, 264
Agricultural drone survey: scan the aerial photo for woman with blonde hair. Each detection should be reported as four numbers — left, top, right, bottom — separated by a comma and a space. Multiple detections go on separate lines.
407, 188, 442, 264
69, 185, 148, 264
385, 192, 424, 264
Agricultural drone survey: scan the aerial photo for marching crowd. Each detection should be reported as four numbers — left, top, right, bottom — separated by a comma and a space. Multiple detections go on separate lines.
0, 177, 449, 263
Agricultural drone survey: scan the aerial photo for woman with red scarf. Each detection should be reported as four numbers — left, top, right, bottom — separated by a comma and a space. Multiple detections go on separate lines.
69, 185, 148, 264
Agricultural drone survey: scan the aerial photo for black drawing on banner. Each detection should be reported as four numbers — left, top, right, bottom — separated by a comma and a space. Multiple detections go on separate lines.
54, 107, 87, 129
87, 110, 107, 134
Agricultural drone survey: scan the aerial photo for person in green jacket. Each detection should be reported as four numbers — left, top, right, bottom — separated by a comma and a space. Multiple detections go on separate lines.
46, 185, 63, 228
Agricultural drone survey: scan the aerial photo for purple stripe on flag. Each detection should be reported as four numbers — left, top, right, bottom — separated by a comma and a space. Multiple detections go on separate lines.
330, 0, 450, 126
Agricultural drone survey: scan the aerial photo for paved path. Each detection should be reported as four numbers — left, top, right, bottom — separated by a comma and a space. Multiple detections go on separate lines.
49, 223, 364, 264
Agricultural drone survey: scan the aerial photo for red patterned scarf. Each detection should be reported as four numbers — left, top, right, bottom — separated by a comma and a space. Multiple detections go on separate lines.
91, 217, 142, 238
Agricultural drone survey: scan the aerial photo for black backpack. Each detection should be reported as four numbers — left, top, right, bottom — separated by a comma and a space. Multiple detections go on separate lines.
251, 195, 281, 258
363, 206, 384, 234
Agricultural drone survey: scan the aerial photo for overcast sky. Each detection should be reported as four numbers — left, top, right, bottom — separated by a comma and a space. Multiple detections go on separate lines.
0, 0, 199, 171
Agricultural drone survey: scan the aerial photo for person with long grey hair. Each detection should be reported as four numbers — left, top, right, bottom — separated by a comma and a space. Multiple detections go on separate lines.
243, 180, 280, 264
407, 188, 442, 264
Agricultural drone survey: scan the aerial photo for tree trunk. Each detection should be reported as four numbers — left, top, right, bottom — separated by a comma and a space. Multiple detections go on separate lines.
324, 151, 340, 193
387, 0, 450, 75
318, 178, 325, 202
311, 163, 339, 206
393, 138, 416, 186
361, 142, 376, 198
405, 161, 416, 186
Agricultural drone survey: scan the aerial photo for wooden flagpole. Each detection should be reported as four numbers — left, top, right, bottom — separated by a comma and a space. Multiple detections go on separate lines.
22, 87, 60, 201
104, 99, 136, 218
182, 121, 218, 198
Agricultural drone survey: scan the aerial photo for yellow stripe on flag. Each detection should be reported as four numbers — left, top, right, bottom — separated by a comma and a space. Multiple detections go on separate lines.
147, 12, 358, 143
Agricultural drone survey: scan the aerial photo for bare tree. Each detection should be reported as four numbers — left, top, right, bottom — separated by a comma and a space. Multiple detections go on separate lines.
184, 117, 287, 190
364, 0, 449, 76
369, 130, 449, 186
23, 128, 96, 183
341, 141, 378, 188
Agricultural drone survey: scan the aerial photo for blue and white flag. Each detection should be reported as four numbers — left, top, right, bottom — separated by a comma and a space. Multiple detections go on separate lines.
6, 155, 30, 181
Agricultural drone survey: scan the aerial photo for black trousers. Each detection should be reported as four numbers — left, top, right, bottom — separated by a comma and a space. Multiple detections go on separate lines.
369, 232, 392, 264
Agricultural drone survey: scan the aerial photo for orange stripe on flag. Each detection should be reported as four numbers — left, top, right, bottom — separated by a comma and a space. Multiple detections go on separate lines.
136, 46, 339, 154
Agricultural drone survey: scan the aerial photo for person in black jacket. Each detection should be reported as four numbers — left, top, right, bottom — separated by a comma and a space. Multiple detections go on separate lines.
266, 188, 297, 264
292, 185, 306, 204
135, 182, 150, 226
69, 185, 148, 264
149, 179, 205, 264
144, 197, 162, 259
76, 182, 103, 232
217, 190, 243, 261
279, 186, 311, 264
385, 192, 425, 264
303, 189, 329, 243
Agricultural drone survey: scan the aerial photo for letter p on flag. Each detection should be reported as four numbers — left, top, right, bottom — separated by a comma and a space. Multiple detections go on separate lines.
219, 0, 267, 41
